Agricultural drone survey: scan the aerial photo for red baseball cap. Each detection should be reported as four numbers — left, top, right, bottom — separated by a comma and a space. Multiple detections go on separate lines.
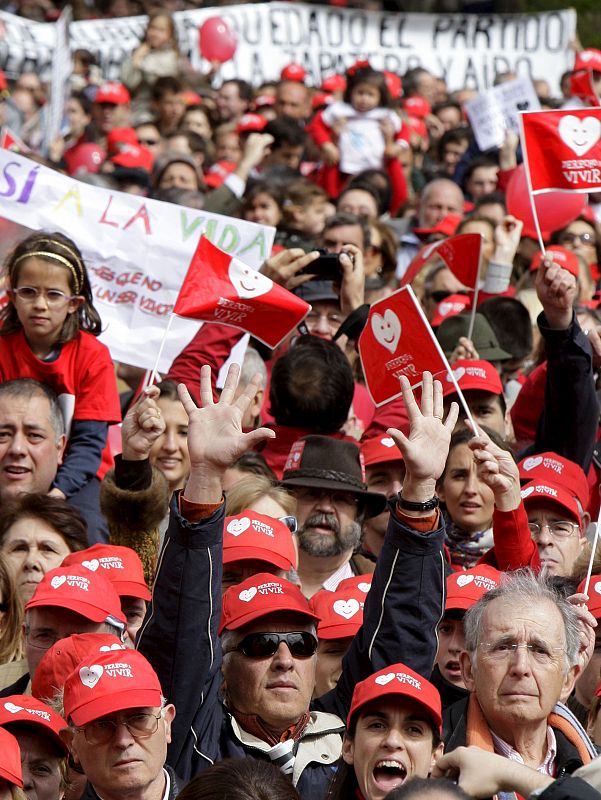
26, 566, 126, 628
0, 728, 22, 788
402, 96, 431, 118
204, 160, 237, 188
223, 511, 297, 572
312, 92, 334, 110
281, 63, 306, 82
0, 695, 68, 754
62, 544, 151, 601
94, 82, 130, 105
321, 74, 346, 93
575, 49, 601, 73
106, 127, 138, 156
337, 574, 372, 594
431, 294, 471, 328
440, 359, 503, 399
111, 144, 154, 173
518, 453, 589, 509
360, 435, 402, 467
406, 116, 428, 140
63, 649, 162, 727
348, 663, 441, 733
219, 573, 318, 635
255, 94, 276, 108
414, 213, 462, 238
63, 143, 106, 176
32, 633, 127, 702
310, 588, 364, 639
236, 113, 268, 135
445, 565, 501, 612
530, 246, 579, 279
579, 575, 601, 619
520, 480, 581, 522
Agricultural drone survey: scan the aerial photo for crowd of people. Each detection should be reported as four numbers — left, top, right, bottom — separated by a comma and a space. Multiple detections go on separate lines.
2, 6, 601, 800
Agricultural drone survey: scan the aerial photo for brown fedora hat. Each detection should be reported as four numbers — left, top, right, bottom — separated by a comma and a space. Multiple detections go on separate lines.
281, 435, 387, 519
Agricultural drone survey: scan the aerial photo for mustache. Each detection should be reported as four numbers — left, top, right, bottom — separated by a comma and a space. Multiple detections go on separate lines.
302, 513, 340, 535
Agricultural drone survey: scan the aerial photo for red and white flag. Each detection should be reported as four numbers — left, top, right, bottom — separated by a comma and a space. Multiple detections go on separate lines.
173, 236, 310, 349
358, 286, 448, 406
521, 108, 601, 193
569, 70, 601, 109
400, 233, 482, 290
0, 127, 30, 154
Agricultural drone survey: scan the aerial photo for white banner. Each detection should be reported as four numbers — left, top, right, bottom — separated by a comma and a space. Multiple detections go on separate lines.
0, 151, 274, 371
0, 4, 577, 93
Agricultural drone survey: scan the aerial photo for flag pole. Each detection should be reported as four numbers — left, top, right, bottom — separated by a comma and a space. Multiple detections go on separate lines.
518, 111, 546, 255
406, 285, 480, 435
466, 234, 482, 342
147, 313, 175, 388
583, 500, 601, 597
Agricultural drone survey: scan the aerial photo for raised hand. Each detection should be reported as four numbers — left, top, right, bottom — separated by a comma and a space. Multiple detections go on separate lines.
386, 372, 458, 503
180, 363, 275, 503
260, 247, 320, 290
121, 385, 165, 461
338, 243, 365, 315
535, 252, 577, 329
468, 426, 521, 511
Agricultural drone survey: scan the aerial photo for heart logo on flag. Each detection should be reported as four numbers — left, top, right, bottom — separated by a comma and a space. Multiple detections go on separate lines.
82, 559, 99, 571
558, 115, 601, 157
79, 665, 103, 689
226, 518, 251, 537
50, 575, 66, 589
375, 673, 395, 686
99, 643, 126, 652
456, 574, 474, 588
595, 583, 601, 595
380, 437, 395, 448
4, 702, 23, 714
239, 587, 257, 603
521, 486, 535, 499
228, 260, 272, 300
522, 456, 543, 471
371, 310, 401, 354
358, 582, 371, 593
333, 598, 360, 620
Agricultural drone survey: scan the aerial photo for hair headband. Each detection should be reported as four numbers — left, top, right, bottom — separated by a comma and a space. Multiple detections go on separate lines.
12, 251, 82, 294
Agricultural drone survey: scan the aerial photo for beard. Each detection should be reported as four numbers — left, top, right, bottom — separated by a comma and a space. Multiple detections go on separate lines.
297, 512, 362, 557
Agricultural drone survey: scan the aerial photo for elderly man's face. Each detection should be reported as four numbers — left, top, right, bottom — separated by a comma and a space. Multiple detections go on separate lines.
69, 704, 175, 799
222, 612, 316, 732
0, 393, 65, 501
459, 597, 577, 744
526, 504, 586, 577
418, 182, 464, 229
294, 487, 361, 558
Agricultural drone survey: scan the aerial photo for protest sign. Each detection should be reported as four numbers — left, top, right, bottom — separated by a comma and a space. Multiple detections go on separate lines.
358, 286, 448, 407
465, 77, 541, 151
0, 150, 274, 371
173, 236, 310, 349
521, 108, 601, 194
0, 4, 576, 93
400, 234, 482, 290
44, 6, 72, 151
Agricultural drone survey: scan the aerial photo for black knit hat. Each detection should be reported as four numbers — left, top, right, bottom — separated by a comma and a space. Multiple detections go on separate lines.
281, 435, 387, 519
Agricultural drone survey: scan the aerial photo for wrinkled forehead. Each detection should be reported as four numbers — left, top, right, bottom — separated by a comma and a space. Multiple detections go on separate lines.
0, 393, 54, 428
481, 595, 565, 642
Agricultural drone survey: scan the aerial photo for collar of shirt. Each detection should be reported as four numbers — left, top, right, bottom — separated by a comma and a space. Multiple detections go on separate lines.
322, 561, 354, 592
491, 726, 557, 777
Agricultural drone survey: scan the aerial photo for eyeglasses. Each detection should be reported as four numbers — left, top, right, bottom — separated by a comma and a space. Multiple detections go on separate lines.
480, 641, 564, 666
12, 287, 77, 306
527, 521, 580, 540
75, 711, 163, 745
25, 629, 63, 650
559, 232, 596, 246
295, 487, 360, 508
279, 515, 298, 533
306, 310, 342, 327
227, 631, 318, 659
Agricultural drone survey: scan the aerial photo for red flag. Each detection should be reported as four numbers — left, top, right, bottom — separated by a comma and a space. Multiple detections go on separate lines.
400, 234, 482, 290
174, 236, 310, 349
358, 286, 448, 406
569, 70, 601, 108
0, 127, 30, 154
521, 108, 601, 193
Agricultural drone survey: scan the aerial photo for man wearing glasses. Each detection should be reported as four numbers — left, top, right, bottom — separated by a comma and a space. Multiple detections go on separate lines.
136, 365, 456, 797
62, 649, 178, 800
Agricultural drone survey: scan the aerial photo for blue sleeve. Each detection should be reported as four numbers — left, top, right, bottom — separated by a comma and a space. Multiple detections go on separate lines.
53, 419, 108, 497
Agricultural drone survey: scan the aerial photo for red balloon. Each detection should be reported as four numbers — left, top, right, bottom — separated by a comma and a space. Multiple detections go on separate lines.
198, 17, 237, 64
505, 164, 587, 237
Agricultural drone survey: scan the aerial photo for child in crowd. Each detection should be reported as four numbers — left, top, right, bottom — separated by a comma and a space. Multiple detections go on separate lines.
242, 180, 285, 229
274, 178, 331, 251
308, 63, 406, 196
0, 232, 121, 529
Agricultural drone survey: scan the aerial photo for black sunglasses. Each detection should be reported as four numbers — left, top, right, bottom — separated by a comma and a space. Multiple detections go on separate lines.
231, 631, 318, 659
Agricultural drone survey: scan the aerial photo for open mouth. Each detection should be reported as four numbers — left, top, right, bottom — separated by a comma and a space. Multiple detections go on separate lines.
373, 760, 407, 792
445, 660, 462, 677
5, 466, 30, 477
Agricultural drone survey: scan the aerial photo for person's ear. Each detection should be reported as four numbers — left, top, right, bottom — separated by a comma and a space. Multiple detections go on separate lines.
57, 434, 67, 464
459, 650, 476, 692
67, 296, 85, 316
161, 704, 176, 744
342, 734, 355, 766
429, 741, 444, 772
60, 728, 78, 762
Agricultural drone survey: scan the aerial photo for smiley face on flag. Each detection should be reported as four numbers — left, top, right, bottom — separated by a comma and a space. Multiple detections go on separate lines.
558, 115, 601, 157
228, 259, 273, 299
371, 309, 401, 354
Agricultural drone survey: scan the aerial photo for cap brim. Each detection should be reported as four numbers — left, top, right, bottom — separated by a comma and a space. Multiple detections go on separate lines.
219, 602, 319, 635
281, 476, 387, 519
2, 718, 68, 754
26, 596, 111, 624
222, 546, 295, 572
444, 595, 475, 612
318, 622, 363, 639
0, 767, 23, 788
442, 378, 501, 398
110, 581, 151, 602
69, 688, 162, 726
351, 690, 442, 732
